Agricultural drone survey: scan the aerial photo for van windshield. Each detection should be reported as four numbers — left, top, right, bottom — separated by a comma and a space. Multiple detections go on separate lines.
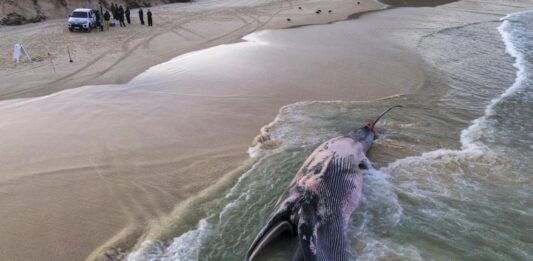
71, 11, 88, 18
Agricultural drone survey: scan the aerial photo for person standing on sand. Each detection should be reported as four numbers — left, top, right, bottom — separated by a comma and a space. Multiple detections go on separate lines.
139, 8, 145, 25
99, 13, 104, 31
95, 10, 101, 31
103, 10, 111, 31
147, 9, 153, 26
125, 7, 131, 24
115, 4, 120, 21
111, 3, 116, 21
118, 5, 126, 27
99, 5, 104, 31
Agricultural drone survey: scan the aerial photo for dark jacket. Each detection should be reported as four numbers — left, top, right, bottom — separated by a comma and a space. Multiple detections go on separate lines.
111, 4, 116, 19
103, 11, 110, 21
118, 7, 125, 19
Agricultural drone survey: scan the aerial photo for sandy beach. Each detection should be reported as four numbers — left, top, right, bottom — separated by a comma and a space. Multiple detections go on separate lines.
1, 0, 532, 260
0, 1, 391, 260
0, 0, 383, 100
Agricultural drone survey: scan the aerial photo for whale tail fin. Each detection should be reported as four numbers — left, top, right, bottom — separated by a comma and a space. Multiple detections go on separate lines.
245, 202, 296, 261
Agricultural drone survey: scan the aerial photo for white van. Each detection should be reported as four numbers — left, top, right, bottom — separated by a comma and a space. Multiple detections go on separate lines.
67, 8, 96, 32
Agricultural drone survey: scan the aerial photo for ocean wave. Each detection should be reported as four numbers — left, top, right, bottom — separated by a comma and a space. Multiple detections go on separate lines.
350, 170, 417, 259
460, 12, 530, 151
356, 237, 424, 261
125, 9, 532, 260
128, 219, 213, 261
376, 10, 532, 260
388, 8, 528, 190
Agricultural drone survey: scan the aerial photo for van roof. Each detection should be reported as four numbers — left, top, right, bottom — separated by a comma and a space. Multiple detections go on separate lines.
73, 8, 92, 12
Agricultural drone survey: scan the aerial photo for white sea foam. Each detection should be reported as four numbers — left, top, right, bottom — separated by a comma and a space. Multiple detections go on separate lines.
127, 240, 165, 261
357, 237, 424, 261
371, 11, 529, 257
460, 13, 528, 151
127, 219, 212, 261
362, 168, 403, 227
219, 192, 249, 220
389, 10, 526, 181
248, 101, 333, 157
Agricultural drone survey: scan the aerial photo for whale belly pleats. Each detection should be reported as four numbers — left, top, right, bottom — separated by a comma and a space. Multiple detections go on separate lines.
246, 136, 366, 261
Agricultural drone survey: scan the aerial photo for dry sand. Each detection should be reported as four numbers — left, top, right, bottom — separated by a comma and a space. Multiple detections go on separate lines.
0, 0, 383, 100
0, 1, 395, 260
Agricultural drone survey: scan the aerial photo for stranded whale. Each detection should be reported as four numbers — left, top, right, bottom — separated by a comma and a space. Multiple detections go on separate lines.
245, 105, 402, 261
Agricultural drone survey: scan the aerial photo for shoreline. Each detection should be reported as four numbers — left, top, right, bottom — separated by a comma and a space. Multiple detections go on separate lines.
120, 2, 531, 260
1, 0, 531, 261
1, 1, 397, 261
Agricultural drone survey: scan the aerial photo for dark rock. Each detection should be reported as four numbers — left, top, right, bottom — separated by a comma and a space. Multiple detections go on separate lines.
1, 12, 26, 25
1, 12, 46, 25
28, 13, 46, 23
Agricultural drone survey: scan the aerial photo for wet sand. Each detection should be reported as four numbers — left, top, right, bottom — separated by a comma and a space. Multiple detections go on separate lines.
1, 0, 531, 260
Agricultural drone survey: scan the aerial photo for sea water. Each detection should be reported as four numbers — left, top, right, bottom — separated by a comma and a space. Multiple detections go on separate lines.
128, 9, 533, 261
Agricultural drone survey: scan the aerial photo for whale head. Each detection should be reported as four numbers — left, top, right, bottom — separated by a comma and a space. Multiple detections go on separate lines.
349, 105, 403, 152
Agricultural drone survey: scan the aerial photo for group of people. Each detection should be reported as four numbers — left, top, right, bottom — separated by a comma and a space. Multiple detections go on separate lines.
138, 7, 153, 26
94, 3, 153, 32
110, 3, 129, 27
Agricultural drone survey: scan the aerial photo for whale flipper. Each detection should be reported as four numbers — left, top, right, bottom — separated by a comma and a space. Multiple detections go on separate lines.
247, 220, 292, 260
245, 200, 297, 261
